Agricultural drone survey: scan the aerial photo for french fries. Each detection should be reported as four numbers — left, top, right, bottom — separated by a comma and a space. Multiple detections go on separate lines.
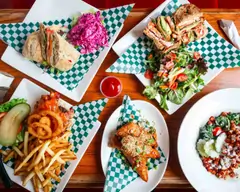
3, 131, 76, 192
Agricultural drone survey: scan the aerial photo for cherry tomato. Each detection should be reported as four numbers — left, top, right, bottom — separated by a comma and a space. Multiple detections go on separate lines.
209, 116, 215, 122
166, 52, 177, 61
169, 82, 178, 90
177, 73, 188, 82
165, 61, 174, 70
212, 127, 223, 137
144, 69, 154, 80
193, 52, 201, 60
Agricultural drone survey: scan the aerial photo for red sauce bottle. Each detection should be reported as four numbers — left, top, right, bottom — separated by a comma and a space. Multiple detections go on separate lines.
100, 76, 122, 98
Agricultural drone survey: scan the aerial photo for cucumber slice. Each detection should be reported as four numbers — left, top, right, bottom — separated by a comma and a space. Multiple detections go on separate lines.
215, 133, 227, 153
0, 103, 30, 146
204, 139, 220, 158
196, 139, 208, 157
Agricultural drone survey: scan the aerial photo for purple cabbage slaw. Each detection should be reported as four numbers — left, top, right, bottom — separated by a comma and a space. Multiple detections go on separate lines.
67, 11, 109, 54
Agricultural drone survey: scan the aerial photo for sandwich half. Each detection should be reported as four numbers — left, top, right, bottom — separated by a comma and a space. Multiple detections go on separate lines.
23, 24, 80, 72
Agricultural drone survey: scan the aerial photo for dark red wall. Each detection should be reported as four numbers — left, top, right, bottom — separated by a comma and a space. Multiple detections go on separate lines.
0, 0, 240, 9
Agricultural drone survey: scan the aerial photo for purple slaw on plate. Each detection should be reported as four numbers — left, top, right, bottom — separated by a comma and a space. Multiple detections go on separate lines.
67, 11, 109, 54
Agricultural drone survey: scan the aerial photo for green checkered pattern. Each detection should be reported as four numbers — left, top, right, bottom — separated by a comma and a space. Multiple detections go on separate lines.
104, 95, 166, 192
161, 0, 182, 16
0, 4, 134, 91
106, 36, 151, 73
0, 98, 108, 192
107, 0, 240, 74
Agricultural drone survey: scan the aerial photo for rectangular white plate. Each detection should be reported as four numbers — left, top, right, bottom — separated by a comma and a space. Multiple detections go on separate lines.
1, 0, 122, 102
112, 0, 223, 115
3, 78, 101, 192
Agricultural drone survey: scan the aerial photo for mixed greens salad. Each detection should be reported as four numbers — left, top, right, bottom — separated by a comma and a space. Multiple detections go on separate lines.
143, 46, 208, 110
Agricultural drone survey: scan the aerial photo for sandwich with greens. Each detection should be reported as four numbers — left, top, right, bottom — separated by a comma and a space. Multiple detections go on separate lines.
144, 4, 208, 53
23, 23, 80, 72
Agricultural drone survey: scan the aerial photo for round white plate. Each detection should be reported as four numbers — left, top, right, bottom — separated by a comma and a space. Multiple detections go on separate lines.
178, 88, 240, 192
101, 100, 169, 192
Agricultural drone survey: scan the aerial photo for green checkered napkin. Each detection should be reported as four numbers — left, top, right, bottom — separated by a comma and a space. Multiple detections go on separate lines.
0, 98, 108, 192
107, 0, 240, 74
0, 4, 134, 91
104, 95, 166, 192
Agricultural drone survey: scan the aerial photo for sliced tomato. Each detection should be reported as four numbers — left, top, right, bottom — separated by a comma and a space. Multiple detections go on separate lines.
177, 73, 188, 82
169, 82, 178, 90
144, 69, 154, 80
17, 124, 23, 134
165, 61, 174, 70
166, 52, 177, 61
193, 52, 201, 60
0, 112, 7, 119
212, 127, 223, 137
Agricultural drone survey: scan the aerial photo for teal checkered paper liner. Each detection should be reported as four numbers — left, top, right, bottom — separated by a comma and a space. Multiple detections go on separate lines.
0, 4, 134, 91
0, 98, 108, 191
106, 0, 240, 74
104, 95, 166, 192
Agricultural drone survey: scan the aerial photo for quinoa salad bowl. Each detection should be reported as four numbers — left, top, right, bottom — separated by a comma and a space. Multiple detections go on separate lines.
178, 88, 240, 192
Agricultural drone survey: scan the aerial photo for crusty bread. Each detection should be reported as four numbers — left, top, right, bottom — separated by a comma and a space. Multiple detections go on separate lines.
22, 32, 43, 63
173, 4, 203, 28
23, 23, 80, 72
53, 33, 80, 71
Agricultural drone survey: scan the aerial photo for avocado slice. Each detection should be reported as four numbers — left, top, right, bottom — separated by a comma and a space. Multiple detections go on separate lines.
189, 31, 195, 42
156, 16, 172, 41
0, 103, 30, 146
180, 20, 201, 33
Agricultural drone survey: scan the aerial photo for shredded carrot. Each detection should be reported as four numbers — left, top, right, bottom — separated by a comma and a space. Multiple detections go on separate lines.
169, 75, 178, 86
162, 73, 168, 77
157, 71, 163, 77
148, 54, 153, 60
159, 85, 168, 89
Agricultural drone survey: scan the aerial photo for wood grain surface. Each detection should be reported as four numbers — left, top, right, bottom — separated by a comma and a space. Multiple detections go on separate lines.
0, 8, 240, 190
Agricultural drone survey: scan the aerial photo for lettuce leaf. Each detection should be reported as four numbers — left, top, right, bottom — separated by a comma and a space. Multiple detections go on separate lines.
0, 98, 27, 113
143, 86, 157, 100
13, 124, 27, 147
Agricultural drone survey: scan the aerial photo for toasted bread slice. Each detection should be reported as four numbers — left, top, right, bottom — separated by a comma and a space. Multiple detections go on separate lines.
173, 4, 203, 29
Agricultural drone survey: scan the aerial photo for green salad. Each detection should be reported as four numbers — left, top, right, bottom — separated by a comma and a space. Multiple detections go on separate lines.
143, 46, 208, 110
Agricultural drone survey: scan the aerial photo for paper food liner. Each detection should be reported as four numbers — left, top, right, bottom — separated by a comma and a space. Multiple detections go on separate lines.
0, 4, 134, 90
107, 0, 240, 74
0, 98, 108, 192
104, 95, 166, 192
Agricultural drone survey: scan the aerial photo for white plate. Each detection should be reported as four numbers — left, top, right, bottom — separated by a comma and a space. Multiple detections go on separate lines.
3, 78, 101, 192
101, 100, 169, 192
1, 0, 122, 102
178, 88, 240, 192
112, 0, 223, 115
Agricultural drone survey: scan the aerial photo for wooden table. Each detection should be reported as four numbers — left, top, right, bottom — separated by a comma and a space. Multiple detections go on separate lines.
1, 8, 240, 190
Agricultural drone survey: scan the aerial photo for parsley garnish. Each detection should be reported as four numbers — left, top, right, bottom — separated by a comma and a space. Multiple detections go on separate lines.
148, 138, 155, 144
136, 147, 141, 154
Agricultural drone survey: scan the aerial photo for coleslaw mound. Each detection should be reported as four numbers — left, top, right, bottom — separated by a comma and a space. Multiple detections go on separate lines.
67, 11, 109, 54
